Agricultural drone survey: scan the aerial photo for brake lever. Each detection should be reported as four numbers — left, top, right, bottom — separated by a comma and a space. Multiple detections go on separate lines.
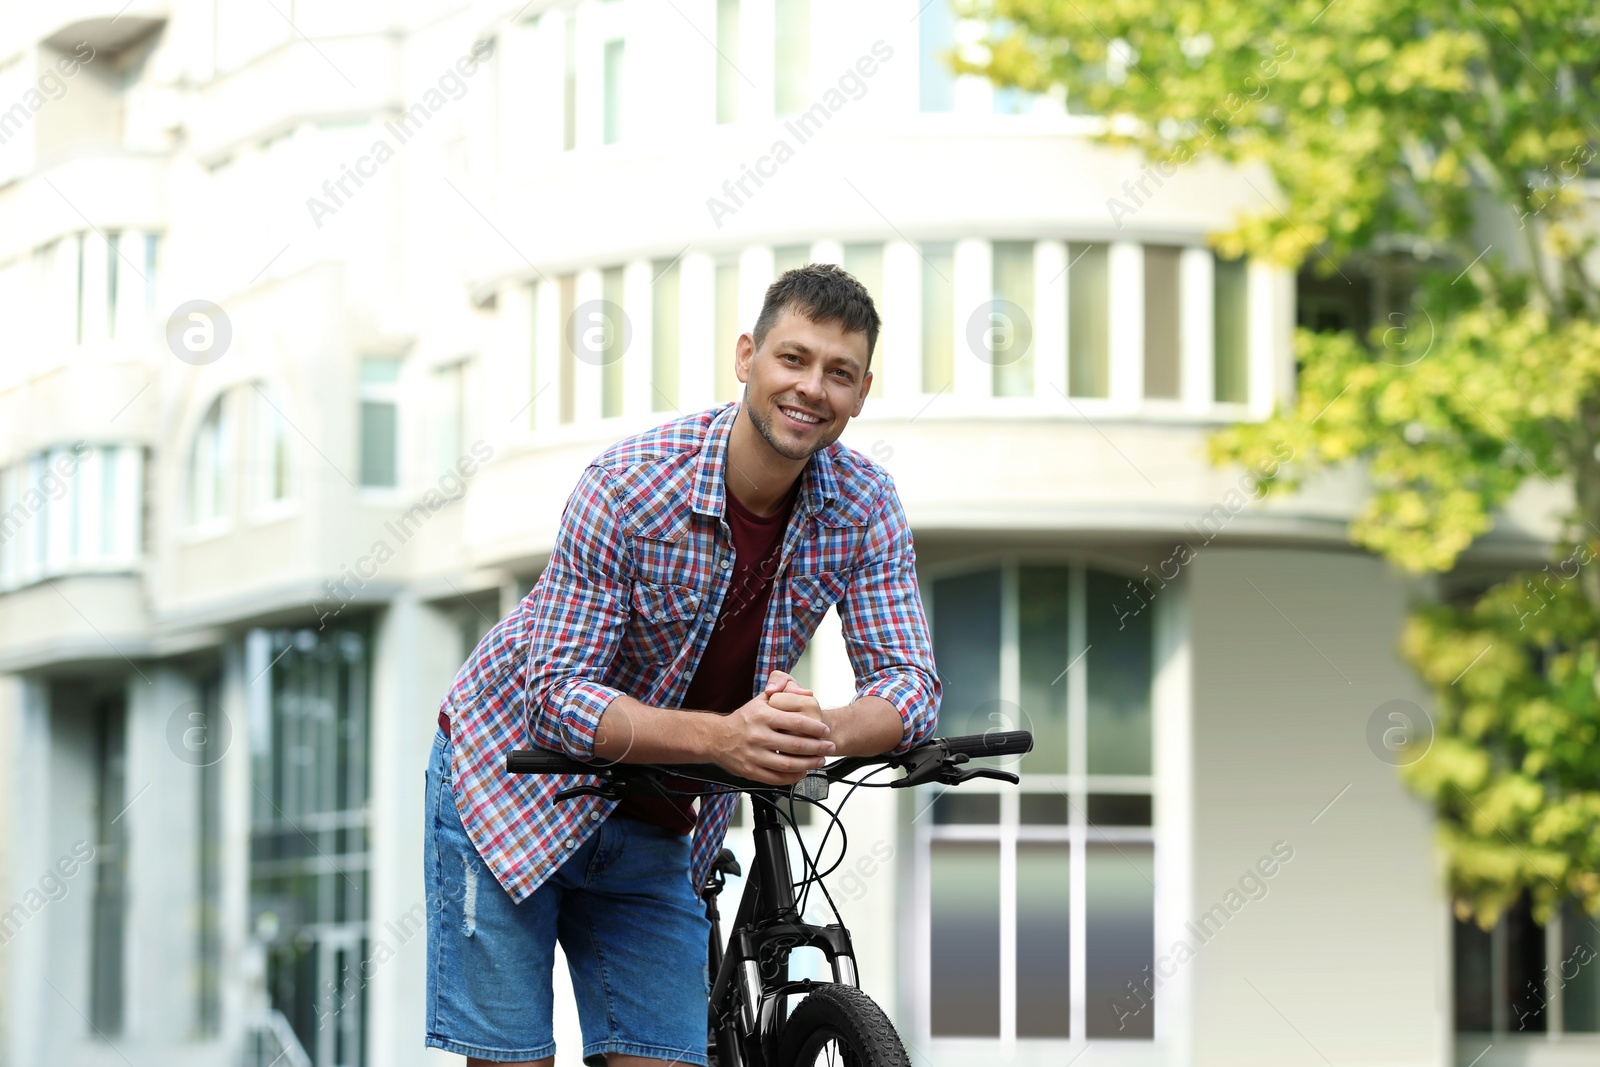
939, 766, 1020, 787
553, 783, 622, 802
890, 746, 967, 789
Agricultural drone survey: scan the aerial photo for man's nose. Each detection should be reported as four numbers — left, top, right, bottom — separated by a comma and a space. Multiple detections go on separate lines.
793, 364, 824, 399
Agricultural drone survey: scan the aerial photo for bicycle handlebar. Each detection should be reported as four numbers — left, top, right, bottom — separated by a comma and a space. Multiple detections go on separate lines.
504, 749, 616, 775
940, 730, 1033, 760
504, 730, 1034, 795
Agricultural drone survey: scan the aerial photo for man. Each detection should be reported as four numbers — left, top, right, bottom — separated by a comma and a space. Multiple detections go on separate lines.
425, 263, 940, 1066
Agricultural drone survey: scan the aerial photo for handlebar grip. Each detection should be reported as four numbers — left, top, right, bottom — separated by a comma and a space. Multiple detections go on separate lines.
505, 749, 602, 776
939, 731, 1034, 759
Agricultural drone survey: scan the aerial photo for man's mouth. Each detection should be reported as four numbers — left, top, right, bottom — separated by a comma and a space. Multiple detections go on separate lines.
778, 404, 825, 427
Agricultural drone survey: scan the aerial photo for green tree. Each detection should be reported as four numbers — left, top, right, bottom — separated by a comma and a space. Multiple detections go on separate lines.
955, 0, 1600, 924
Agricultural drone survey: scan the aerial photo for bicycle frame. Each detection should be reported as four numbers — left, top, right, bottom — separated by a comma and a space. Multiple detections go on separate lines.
704, 794, 858, 1067
504, 730, 1034, 1065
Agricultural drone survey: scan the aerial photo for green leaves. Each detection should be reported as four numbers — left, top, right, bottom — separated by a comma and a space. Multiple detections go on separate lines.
961, 0, 1600, 926
961, 0, 1599, 286
1401, 562, 1600, 923
1211, 307, 1595, 574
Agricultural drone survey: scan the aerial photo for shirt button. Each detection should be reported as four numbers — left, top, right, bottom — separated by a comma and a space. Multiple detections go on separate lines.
720, 559, 732, 570
565, 838, 577, 849
589, 811, 601, 821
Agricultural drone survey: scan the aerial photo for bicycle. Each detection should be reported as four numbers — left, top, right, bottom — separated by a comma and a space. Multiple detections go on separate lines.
506, 728, 1033, 1067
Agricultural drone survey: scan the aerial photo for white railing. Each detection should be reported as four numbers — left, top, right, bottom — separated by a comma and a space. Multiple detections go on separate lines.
511, 239, 1278, 437
238, 1008, 313, 1067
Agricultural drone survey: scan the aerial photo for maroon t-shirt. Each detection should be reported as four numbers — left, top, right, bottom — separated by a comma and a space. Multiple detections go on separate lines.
611, 480, 798, 833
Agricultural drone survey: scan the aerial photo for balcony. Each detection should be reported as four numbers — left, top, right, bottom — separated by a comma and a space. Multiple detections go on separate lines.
36, 2, 167, 56
190, 32, 404, 164
0, 571, 152, 672
0, 150, 168, 261
0, 357, 159, 457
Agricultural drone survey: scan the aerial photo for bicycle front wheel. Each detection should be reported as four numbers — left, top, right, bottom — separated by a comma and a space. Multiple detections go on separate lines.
776, 984, 910, 1067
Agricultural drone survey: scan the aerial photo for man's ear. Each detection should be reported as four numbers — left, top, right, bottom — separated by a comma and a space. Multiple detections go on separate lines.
851, 370, 873, 417
735, 332, 754, 384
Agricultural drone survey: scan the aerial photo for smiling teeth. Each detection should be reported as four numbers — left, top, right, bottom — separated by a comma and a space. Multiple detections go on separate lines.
782, 407, 821, 424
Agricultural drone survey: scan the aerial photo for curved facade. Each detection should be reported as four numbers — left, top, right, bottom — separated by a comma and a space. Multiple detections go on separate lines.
0, 2, 1576, 1067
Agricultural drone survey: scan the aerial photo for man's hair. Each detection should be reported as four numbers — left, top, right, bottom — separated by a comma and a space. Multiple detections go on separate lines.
751, 262, 881, 369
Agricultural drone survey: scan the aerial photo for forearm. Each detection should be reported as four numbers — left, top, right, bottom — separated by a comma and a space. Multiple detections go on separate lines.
591, 694, 726, 764
819, 696, 905, 757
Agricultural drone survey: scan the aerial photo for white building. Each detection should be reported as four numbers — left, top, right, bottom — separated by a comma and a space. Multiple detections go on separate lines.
0, 1, 1587, 1066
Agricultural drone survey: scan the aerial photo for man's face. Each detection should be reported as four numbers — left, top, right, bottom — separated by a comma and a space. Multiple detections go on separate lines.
735, 307, 873, 462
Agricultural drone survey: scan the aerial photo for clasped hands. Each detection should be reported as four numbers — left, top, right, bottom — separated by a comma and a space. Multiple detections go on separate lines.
714, 670, 836, 785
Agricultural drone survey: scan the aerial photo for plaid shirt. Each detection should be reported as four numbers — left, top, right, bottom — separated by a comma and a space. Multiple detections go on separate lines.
441, 402, 940, 903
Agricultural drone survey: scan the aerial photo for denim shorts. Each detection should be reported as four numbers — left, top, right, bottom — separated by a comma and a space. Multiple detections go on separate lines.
423, 731, 712, 1065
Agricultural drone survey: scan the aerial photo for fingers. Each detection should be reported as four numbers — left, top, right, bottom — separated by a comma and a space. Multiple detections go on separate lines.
759, 705, 829, 739
763, 670, 814, 697
756, 725, 833, 757
722, 693, 832, 783
747, 750, 825, 782
767, 692, 823, 718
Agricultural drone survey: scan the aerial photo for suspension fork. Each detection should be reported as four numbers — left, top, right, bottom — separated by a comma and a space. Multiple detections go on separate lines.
706, 877, 740, 1067
709, 797, 797, 1062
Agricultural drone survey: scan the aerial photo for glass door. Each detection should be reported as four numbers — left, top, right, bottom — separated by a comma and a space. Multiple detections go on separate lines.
920, 560, 1156, 1050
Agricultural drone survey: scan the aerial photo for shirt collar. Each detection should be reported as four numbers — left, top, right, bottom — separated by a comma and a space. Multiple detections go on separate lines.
689, 401, 840, 522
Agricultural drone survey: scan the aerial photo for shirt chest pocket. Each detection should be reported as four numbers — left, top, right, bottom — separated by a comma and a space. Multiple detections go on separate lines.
624, 581, 704, 665
787, 570, 851, 643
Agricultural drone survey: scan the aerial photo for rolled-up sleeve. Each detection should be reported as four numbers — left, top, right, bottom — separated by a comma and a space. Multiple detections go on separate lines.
839, 480, 940, 755
524, 465, 631, 760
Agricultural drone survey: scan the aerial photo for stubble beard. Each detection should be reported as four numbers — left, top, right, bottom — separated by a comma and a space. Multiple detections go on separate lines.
745, 389, 833, 462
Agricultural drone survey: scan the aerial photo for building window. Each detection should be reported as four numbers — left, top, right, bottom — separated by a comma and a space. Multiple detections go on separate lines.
0, 465, 17, 587
1296, 263, 1373, 337
432, 361, 467, 474
28, 454, 48, 577
189, 396, 234, 524
1067, 243, 1110, 398
144, 235, 160, 315
253, 386, 293, 509
0, 445, 141, 586
774, 0, 810, 116
106, 232, 120, 341
603, 38, 625, 144
358, 357, 400, 488
994, 84, 1034, 115
1455, 897, 1600, 1034
918, 0, 956, 112
924, 562, 1155, 1043
716, 0, 740, 124
1143, 245, 1181, 400
33, 240, 68, 347
89, 693, 128, 1037
562, 12, 578, 151
529, 282, 541, 429
602, 267, 626, 417
991, 17, 1037, 117
774, 243, 809, 277
559, 275, 577, 424
842, 243, 884, 398
1213, 255, 1249, 404
74, 233, 86, 345
195, 671, 224, 1037
920, 242, 955, 394
715, 256, 742, 403
652, 258, 681, 412
991, 240, 1035, 398
248, 625, 372, 1067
